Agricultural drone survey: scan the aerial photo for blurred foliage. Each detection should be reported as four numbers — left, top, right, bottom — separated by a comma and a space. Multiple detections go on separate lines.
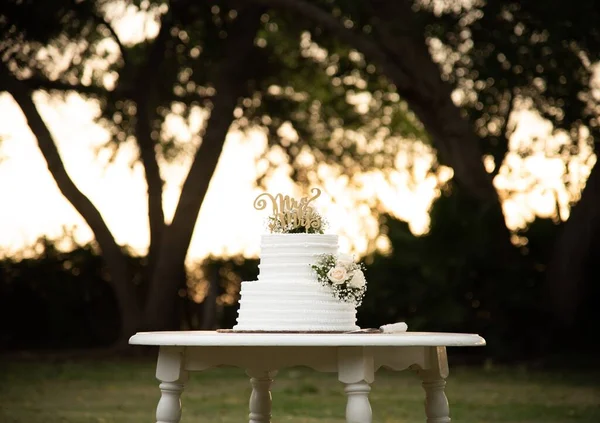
0, 0, 425, 186
415, 0, 600, 180
0, 238, 121, 348
0, 235, 258, 349
359, 185, 600, 359
2, 216, 598, 358
2, 0, 596, 205
361, 184, 554, 359
184, 255, 259, 330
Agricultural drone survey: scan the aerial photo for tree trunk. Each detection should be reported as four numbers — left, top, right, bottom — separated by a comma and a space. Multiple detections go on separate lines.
135, 96, 165, 278
131, 10, 173, 298
142, 8, 264, 330
201, 266, 220, 330
2, 70, 142, 344
368, 0, 512, 250
546, 149, 600, 329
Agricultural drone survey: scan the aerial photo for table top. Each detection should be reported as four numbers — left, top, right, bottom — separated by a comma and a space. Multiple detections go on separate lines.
129, 331, 486, 347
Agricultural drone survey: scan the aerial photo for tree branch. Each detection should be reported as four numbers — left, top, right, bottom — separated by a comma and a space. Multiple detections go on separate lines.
0, 65, 142, 337
373, 0, 506, 208
92, 10, 129, 65
11, 75, 211, 105
368, 0, 515, 254
491, 91, 514, 178
251, 0, 411, 90
17, 77, 111, 97
2, 78, 112, 248
132, 5, 181, 273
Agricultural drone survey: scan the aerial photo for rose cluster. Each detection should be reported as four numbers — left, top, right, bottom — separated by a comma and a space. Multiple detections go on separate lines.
326, 253, 366, 288
311, 253, 367, 305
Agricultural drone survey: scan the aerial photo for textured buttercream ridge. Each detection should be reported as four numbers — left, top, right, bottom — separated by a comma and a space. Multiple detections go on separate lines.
261, 233, 338, 240
261, 233, 338, 246
240, 280, 332, 289
238, 311, 355, 318
238, 298, 355, 306
259, 263, 318, 268
250, 278, 322, 284
236, 318, 355, 324
260, 250, 334, 256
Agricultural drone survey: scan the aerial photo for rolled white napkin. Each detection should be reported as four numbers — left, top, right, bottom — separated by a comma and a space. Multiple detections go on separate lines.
379, 322, 408, 333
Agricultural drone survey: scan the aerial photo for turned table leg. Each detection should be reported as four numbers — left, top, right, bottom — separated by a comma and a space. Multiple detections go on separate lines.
415, 346, 451, 423
246, 369, 277, 423
155, 347, 188, 423
338, 347, 374, 423
422, 378, 450, 423
344, 380, 372, 423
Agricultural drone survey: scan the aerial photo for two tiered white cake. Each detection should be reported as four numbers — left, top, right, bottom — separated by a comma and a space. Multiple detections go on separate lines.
233, 188, 365, 332
233, 234, 359, 332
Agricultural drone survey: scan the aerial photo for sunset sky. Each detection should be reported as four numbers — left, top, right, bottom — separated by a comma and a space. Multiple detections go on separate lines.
0, 88, 590, 261
0, 89, 438, 259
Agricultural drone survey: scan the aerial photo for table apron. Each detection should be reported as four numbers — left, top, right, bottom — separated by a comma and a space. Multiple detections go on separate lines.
183, 345, 439, 373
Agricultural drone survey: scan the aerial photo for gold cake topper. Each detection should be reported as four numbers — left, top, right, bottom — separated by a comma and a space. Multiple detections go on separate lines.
254, 188, 324, 233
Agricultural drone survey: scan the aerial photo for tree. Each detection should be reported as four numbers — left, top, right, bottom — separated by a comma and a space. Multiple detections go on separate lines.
253, 0, 511, 244
251, 0, 600, 327
0, 0, 422, 340
417, 0, 600, 327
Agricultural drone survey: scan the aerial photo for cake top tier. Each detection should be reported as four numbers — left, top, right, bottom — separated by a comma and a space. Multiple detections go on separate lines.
254, 188, 326, 234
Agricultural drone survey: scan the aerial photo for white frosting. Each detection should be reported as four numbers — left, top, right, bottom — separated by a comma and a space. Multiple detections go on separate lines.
233, 234, 359, 332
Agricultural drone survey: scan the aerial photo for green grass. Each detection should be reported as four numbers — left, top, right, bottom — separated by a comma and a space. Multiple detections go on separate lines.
0, 356, 598, 423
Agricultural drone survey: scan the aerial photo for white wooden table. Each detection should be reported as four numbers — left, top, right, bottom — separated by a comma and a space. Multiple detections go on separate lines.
129, 331, 485, 423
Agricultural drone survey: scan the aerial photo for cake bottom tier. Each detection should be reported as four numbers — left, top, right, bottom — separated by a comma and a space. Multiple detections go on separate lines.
233, 280, 359, 332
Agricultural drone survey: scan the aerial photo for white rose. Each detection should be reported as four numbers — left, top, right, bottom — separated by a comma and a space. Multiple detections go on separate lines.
327, 266, 348, 284
337, 253, 354, 267
348, 269, 366, 288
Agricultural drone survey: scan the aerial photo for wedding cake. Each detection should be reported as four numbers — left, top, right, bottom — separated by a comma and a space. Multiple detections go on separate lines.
233, 188, 367, 332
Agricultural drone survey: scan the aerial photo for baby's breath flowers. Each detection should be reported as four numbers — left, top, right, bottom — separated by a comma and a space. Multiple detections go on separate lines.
311, 253, 367, 305
267, 209, 327, 234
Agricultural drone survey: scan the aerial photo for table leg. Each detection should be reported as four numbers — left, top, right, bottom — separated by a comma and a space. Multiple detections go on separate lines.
344, 380, 372, 423
246, 369, 277, 423
338, 347, 374, 423
156, 346, 188, 423
415, 346, 450, 423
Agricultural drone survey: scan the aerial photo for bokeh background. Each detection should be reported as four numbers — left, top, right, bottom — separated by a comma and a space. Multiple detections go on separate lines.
1, 0, 599, 357
1, 1, 599, 421
0, 0, 600, 423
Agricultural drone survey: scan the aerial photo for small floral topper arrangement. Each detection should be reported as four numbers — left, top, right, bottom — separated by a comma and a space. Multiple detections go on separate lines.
311, 253, 367, 305
254, 188, 325, 234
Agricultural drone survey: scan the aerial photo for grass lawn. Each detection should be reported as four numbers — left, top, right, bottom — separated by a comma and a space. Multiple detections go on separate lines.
0, 354, 598, 423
